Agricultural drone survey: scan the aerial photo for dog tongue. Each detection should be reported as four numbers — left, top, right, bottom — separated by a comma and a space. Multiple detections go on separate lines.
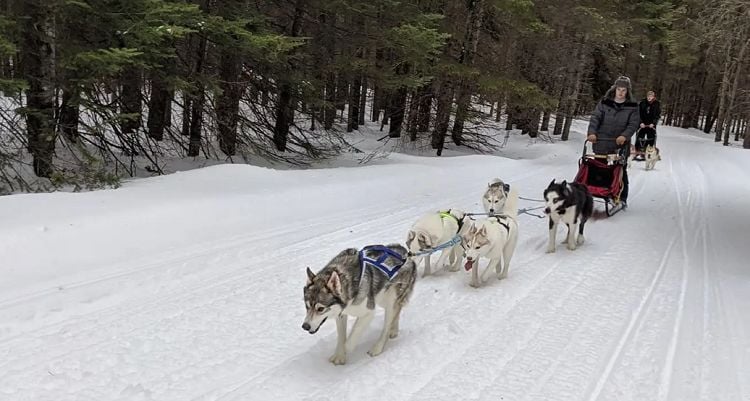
464, 260, 474, 271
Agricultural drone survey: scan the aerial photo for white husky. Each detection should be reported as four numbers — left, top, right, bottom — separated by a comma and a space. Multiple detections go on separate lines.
482, 178, 510, 214
406, 209, 470, 277
462, 188, 519, 288
644, 145, 661, 170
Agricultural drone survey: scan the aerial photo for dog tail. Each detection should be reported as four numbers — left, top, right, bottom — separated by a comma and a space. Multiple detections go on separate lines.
503, 186, 520, 219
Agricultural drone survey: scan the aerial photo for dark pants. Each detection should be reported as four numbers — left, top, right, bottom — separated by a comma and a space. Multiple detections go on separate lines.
621, 165, 629, 202
635, 127, 657, 151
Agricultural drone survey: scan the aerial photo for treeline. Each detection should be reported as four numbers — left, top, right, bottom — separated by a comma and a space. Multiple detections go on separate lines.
0, 0, 747, 193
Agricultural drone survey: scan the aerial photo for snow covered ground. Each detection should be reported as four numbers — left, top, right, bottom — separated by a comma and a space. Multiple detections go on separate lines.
1, 121, 748, 401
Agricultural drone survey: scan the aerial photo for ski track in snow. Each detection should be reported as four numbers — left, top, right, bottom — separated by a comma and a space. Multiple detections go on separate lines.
1, 126, 748, 401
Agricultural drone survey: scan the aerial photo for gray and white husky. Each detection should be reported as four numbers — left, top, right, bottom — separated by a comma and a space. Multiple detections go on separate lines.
543, 179, 593, 253
405, 209, 471, 277
644, 144, 661, 170
302, 244, 417, 365
462, 187, 520, 288
482, 178, 511, 214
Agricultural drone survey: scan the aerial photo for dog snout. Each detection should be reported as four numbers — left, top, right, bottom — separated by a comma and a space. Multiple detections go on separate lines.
544, 207, 551, 214
489, 208, 494, 213
302, 322, 311, 331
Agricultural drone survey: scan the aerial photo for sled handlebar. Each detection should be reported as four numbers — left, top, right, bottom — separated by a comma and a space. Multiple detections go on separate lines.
583, 138, 631, 162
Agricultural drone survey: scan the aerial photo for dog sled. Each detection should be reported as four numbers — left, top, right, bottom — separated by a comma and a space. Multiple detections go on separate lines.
573, 139, 627, 217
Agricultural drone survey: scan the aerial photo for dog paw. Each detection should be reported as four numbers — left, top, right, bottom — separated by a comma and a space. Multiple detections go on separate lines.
469, 280, 481, 288
389, 330, 399, 339
577, 236, 585, 245
567, 243, 577, 251
546, 247, 556, 254
447, 264, 460, 272
329, 352, 347, 365
367, 344, 385, 357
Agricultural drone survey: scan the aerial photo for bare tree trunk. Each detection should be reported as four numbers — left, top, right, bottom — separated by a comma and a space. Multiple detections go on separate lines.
347, 74, 361, 132
324, 73, 336, 129
321, 20, 336, 129
188, 12, 209, 156
561, 41, 587, 141
273, 0, 304, 151
181, 92, 192, 137
358, 77, 367, 126
723, 38, 750, 146
188, 87, 205, 157
505, 102, 516, 131
406, 90, 420, 141
120, 66, 142, 153
540, 110, 551, 131
371, 85, 383, 122
704, 98, 718, 133
451, 85, 472, 145
388, 85, 408, 138
432, 77, 453, 155
147, 73, 170, 141
715, 42, 734, 142
450, 0, 484, 145
216, 49, 243, 155
335, 75, 347, 118
58, 85, 79, 143
21, 0, 56, 177
417, 84, 432, 132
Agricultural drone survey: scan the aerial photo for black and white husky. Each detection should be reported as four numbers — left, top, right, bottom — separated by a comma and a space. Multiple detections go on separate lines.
302, 244, 417, 365
543, 179, 593, 253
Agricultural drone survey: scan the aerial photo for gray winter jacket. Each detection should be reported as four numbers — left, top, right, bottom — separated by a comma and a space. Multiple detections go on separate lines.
587, 98, 640, 155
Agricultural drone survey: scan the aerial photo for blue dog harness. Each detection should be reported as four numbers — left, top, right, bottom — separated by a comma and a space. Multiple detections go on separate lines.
359, 245, 407, 280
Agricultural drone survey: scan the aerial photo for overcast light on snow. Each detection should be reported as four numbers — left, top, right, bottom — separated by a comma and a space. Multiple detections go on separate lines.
1, 121, 748, 401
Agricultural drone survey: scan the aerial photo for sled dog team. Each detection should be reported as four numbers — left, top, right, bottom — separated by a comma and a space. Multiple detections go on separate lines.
302, 178, 596, 365
302, 178, 594, 365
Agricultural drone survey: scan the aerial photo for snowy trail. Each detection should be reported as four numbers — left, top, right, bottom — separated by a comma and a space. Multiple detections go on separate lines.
1, 126, 748, 401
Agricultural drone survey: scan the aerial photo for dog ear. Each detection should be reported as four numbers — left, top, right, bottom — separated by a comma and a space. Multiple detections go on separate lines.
406, 230, 415, 243
549, 179, 556, 187
327, 271, 342, 296
478, 225, 487, 236
306, 267, 316, 285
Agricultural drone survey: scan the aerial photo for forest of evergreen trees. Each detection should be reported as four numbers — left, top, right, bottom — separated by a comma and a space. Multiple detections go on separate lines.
0, 0, 748, 193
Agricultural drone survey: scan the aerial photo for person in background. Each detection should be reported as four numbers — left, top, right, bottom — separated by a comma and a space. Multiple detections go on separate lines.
634, 90, 662, 160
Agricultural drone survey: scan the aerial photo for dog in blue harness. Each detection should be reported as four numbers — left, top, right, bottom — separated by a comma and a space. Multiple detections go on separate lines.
302, 244, 417, 365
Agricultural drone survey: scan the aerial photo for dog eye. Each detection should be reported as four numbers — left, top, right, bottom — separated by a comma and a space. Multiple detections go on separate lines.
474, 246, 480, 249
316, 306, 326, 313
